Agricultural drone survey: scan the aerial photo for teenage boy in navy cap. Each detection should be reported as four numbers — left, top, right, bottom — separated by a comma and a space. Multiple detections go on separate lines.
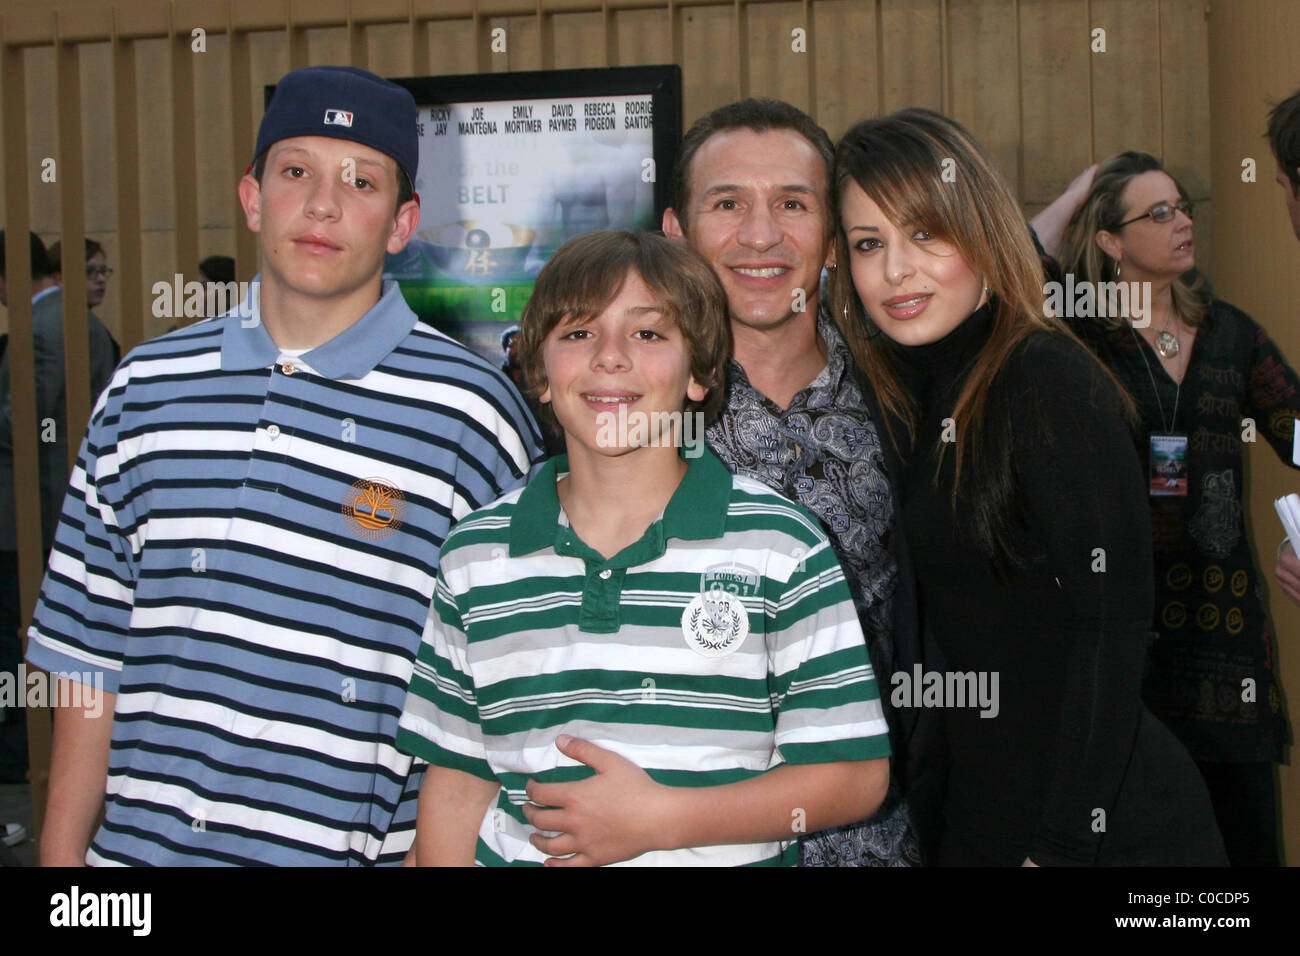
28, 65, 544, 865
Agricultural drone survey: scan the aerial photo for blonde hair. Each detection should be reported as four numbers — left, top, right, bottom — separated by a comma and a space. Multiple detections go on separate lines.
1057, 150, 1207, 329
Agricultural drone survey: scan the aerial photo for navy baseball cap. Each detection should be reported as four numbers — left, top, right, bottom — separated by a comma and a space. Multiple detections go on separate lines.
253, 65, 418, 184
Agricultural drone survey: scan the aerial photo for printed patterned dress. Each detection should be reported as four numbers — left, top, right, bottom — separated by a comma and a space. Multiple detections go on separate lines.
1071, 299, 1298, 763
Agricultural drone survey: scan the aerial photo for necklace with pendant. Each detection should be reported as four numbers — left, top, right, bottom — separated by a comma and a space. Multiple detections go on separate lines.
1155, 317, 1180, 359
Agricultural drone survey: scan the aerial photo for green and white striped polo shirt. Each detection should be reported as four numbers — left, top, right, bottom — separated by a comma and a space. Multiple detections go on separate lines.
396, 448, 890, 866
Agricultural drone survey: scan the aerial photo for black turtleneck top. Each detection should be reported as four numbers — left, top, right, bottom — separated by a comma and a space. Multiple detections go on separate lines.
886, 303, 1223, 865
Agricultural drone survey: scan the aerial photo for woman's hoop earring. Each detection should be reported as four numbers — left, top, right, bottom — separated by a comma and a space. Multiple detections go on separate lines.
1115, 259, 1122, 280
845, 299, 881, 340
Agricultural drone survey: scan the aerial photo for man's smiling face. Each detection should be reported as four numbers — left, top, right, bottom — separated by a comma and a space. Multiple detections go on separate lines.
665, 128, 833, 333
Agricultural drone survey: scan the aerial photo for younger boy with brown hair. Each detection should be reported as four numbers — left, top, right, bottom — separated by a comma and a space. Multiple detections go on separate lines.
397, 230, 889, 866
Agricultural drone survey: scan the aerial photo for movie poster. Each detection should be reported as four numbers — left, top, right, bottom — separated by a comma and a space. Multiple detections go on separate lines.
385, 91, 661, 368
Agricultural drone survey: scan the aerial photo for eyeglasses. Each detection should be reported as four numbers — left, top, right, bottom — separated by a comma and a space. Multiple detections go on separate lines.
86, 266, 113, 279
1114, 199, 1194, 229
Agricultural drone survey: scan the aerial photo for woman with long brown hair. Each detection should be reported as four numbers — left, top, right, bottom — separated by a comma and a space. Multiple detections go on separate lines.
831, 108, 1224, 865
1058, 151, 1299, 866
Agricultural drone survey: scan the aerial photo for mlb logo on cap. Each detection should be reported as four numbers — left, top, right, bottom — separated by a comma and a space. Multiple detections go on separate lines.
254, 67, 419, 182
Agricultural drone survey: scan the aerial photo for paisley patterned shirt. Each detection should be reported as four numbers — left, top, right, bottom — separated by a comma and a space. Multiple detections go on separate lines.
707, 312, 918, 866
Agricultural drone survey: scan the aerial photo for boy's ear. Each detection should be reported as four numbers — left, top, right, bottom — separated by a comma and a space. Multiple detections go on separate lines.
387, 199, 420, 255
686, 375, 707, 404
238, 174, 263, 233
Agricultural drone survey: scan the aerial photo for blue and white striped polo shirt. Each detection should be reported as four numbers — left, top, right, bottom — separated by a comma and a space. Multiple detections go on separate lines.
27, 279, 545, 865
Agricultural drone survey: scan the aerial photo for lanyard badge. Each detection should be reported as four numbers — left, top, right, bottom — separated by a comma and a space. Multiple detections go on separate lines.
1149, 433, 1189, 497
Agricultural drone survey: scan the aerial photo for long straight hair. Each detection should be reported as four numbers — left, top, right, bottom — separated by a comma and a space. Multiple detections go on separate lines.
830, 108, 1130, 566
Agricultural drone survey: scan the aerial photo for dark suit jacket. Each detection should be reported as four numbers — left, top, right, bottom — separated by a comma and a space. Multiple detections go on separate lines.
0, 288, 118, 552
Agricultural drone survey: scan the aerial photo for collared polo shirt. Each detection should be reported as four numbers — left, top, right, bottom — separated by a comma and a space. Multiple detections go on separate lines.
396, 448, 890, 866
27, 279, 545, 865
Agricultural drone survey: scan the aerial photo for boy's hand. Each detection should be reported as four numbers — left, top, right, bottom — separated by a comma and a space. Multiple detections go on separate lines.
523, 734, 674, 866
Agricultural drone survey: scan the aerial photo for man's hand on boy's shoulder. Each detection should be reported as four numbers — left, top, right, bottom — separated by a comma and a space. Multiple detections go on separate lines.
523, 734, 676, 867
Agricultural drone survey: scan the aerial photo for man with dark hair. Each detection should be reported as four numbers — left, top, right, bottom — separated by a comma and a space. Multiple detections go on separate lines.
0, 230, 117, 803
0, 232, 56, 304
1267, 86, 1300, 242
47, 238, 122, 366
26, 66, 544, 866
664, 99, 927, 866
667, 98, 835, 234
48, 239, 110, 310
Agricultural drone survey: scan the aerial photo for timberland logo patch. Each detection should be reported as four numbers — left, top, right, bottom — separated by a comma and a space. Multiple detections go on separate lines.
324, 109, 354, 127
681, 564, 756, 659
342, 477, 404, 540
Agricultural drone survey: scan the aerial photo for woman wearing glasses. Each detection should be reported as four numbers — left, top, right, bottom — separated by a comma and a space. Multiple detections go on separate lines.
1059, 151, 1300, 866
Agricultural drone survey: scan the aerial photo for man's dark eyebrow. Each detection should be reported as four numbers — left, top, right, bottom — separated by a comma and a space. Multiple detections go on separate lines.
698, 183, 819, 199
